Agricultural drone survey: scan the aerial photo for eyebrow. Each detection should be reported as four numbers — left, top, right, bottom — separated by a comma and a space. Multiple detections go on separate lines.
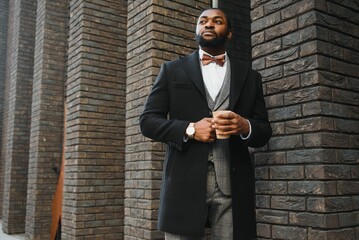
200, 15, 224, 20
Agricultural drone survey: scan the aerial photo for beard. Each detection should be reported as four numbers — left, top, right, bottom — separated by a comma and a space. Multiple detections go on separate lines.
196, 32, 228, 48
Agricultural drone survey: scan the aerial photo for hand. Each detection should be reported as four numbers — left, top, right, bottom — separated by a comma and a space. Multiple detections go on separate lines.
212, 111, 249, 137
193, 118, 215, 143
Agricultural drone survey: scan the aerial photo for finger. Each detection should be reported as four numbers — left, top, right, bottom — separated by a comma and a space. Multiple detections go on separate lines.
215, 119, 233, 126
219, 111, 234, 119
217, 124, 238, 132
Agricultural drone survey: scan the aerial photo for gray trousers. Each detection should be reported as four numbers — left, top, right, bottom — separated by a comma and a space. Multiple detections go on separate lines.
165, 162, 233, 240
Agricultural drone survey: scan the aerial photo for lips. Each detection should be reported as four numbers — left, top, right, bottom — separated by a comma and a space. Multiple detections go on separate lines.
202, 30, 216, 37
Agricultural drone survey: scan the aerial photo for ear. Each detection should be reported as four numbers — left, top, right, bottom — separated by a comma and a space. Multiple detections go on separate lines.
227, 30, 232, 40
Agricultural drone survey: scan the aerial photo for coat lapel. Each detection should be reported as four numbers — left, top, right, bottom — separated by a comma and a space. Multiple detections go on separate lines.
229, 55, 249, 110
178, 50, 206, 99
178, 51, 250, 110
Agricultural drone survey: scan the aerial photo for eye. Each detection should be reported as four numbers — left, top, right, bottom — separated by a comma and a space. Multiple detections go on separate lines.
215, 20, 223, 24
199, 20, 207, 25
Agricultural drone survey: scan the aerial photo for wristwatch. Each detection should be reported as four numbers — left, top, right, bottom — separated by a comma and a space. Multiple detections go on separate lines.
186, 123, 196, 139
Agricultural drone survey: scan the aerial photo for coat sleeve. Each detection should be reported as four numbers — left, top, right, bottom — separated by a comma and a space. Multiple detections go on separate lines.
140, 63, 189, 151
241, 71, 272, 148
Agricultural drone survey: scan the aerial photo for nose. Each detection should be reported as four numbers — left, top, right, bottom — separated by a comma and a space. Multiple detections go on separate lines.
205, 20, 214, 29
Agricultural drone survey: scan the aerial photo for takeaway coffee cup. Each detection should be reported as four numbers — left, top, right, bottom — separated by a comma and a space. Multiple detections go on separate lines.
212, 110, 231, 139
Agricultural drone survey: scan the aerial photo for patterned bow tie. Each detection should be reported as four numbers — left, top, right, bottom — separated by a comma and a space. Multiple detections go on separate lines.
201, 54, 226, 67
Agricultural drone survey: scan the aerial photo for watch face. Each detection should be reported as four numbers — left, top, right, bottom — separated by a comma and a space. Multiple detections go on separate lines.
187, 126, 195, 135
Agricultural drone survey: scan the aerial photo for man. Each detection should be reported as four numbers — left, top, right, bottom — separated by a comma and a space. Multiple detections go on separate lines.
140, 8, 272, 240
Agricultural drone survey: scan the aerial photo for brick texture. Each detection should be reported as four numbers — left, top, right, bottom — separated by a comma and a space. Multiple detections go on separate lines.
1, 0, 37, 234
0, 0, 9, 218
61, 0, 127, 239
25, 0, 69, 239
251, 0, 359, 239
0, 0, 357, 239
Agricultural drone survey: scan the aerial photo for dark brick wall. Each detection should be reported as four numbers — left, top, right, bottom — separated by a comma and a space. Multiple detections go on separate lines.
125, 0, 210, 239
25, 0, 69, 239
0, 0, 357, 239
1, 0, 36, 234
251, 0, 359, 239
61, 0, 127, 239
0, 0, 9, 218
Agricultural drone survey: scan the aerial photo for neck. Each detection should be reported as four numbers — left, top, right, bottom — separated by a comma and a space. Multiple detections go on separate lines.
201, 46, 226, 56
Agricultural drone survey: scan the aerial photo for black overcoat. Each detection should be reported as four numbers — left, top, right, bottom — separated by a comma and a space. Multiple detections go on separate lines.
140, 50, 272, 239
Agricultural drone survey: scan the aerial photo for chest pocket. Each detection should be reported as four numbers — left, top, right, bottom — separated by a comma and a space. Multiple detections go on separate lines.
173, 82, 192, 89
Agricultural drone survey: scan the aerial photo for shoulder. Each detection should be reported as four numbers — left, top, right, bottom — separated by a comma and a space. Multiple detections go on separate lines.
161, 50, 200, 72
228, 54, 262, 79
169, 50, 199, 66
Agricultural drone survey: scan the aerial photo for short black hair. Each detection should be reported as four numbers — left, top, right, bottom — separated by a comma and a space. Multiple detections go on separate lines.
200, 8, 232, 31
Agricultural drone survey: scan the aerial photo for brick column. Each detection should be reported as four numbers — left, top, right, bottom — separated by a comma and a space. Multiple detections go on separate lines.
0, 0, 9, 217
125, 1, 210, 239
251, 0, 359, 239
1, 0, 37, 234
25, 0, 69, 239
62, 0, 127, 239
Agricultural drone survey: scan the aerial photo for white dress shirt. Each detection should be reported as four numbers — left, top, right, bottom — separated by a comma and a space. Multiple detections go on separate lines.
198, 48, 252, 140
199, 48, 228, 101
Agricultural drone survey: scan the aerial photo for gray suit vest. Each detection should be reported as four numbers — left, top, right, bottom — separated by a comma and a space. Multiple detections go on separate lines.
204, 61, 231, 195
